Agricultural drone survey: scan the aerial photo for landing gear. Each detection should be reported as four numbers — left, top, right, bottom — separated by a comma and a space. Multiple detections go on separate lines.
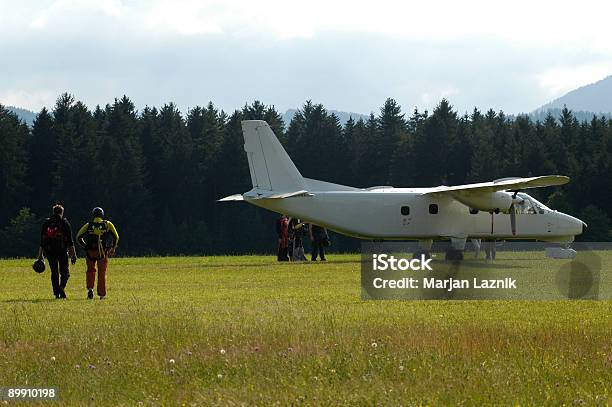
446, 236, 467, 263
413, 239, 433, 259
413, 250, 432, 260
445, 248, 464, 262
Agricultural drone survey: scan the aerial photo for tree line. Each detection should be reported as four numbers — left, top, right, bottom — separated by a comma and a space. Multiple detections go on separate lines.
1, 95, 611, 257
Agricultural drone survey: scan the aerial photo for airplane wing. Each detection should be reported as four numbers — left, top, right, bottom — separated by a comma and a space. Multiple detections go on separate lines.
423, 175, 569, 195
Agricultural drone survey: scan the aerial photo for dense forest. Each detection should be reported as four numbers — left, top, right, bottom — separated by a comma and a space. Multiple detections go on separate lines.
1, 95, 611, 257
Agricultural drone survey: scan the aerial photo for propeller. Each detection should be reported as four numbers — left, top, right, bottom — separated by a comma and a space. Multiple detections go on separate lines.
490, 191, 521, 236
509, 191, 519, 236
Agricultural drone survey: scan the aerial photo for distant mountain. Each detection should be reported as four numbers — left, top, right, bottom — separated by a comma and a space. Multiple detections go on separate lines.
282, 109, 370, 129
534, 75, 612, 114
6, 106, 37, 126
527, 107, 611, 123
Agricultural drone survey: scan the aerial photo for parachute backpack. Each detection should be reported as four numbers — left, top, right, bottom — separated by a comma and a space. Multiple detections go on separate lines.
41, 217, 65, 254
85, 220, 115, 255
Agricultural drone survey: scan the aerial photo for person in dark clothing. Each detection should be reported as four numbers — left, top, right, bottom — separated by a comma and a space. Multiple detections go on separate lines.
36, 204, 77, 299
275, 214, 290, 261
289, 217, 308, 261
309, 223, 329, 261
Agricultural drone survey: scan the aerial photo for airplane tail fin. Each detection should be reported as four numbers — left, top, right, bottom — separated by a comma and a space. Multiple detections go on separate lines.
241, 120, 306, 192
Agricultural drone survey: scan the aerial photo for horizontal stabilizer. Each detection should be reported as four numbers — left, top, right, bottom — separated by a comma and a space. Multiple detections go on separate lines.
244, 190, 314, 200
304, 178, 358, 191
217, 194, 244, 202
266, 190, 314, 199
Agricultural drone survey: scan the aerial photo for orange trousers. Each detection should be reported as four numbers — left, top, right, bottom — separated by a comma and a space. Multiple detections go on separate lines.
86, 255, 108, 297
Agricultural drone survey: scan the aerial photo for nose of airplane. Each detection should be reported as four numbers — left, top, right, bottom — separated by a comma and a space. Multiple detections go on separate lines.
575, 217, 587, 235
558, 212, 585, 236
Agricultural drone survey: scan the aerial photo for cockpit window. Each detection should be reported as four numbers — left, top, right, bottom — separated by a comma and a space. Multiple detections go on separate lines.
532, 201, 546, 214
514, 198, 536, 214
515, 193, 547, 214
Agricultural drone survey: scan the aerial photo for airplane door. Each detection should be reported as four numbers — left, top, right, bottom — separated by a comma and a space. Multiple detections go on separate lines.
493, 213, 512, 235
477, 211, 507, 236
399, 205, 412, 228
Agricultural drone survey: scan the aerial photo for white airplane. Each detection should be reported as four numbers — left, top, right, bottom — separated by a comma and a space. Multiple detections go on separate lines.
220, 120, 585, 259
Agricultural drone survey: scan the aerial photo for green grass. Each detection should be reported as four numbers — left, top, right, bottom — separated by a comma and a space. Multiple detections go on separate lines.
0, 254, 611, 405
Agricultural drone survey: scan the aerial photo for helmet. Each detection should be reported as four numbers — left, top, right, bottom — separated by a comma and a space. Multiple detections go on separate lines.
92, 207, 105, 218
32, 258, 46, 273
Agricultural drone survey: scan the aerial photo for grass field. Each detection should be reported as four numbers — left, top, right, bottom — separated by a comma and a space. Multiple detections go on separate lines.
1, 253, 611, 405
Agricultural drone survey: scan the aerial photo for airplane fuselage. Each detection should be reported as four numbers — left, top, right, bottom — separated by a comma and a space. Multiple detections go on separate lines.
246, 188, 583, 243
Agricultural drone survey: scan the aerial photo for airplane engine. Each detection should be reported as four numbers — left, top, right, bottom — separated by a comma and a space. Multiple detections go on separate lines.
453, 191, 513, 213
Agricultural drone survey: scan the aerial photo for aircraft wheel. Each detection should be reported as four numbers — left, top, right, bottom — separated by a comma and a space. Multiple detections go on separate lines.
413, 250, 431, 260
445, 248, 464, 262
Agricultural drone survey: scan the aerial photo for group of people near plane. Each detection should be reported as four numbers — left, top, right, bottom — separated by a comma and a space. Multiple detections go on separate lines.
34, 204, 119, 300
275, 215, 329, 262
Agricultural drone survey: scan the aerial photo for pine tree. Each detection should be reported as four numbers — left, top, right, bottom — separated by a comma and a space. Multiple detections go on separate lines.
27, 107, 55, 216
446, 114, 472, 185
242, 101, 285, 144
50, 94, 93, 217
376, 98, 406, 184
0, 105, 29, 226
286, 101, 347, 183
214, 110, 277, 253
411, 99, 457, 185
186, 102, 225, 253
93, 96, 151, 253
359, 113, 379, 186
468, 109, 497, 182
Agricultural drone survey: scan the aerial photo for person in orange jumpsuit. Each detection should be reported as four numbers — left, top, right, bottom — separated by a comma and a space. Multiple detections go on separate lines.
76, 207, 119, 299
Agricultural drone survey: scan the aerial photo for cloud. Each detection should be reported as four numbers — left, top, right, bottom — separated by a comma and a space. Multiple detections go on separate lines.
7, 0, 612, 44
0, 89, 56, 110
536, 63, 612, 98
1, 0, 612, 114
29, 0, 125, 29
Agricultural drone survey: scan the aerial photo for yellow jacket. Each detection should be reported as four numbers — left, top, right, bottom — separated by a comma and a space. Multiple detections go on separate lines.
76, 217, 120, 251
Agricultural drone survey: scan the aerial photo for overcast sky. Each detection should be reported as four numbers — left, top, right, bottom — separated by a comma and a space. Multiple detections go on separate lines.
2, 0, 612, 116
